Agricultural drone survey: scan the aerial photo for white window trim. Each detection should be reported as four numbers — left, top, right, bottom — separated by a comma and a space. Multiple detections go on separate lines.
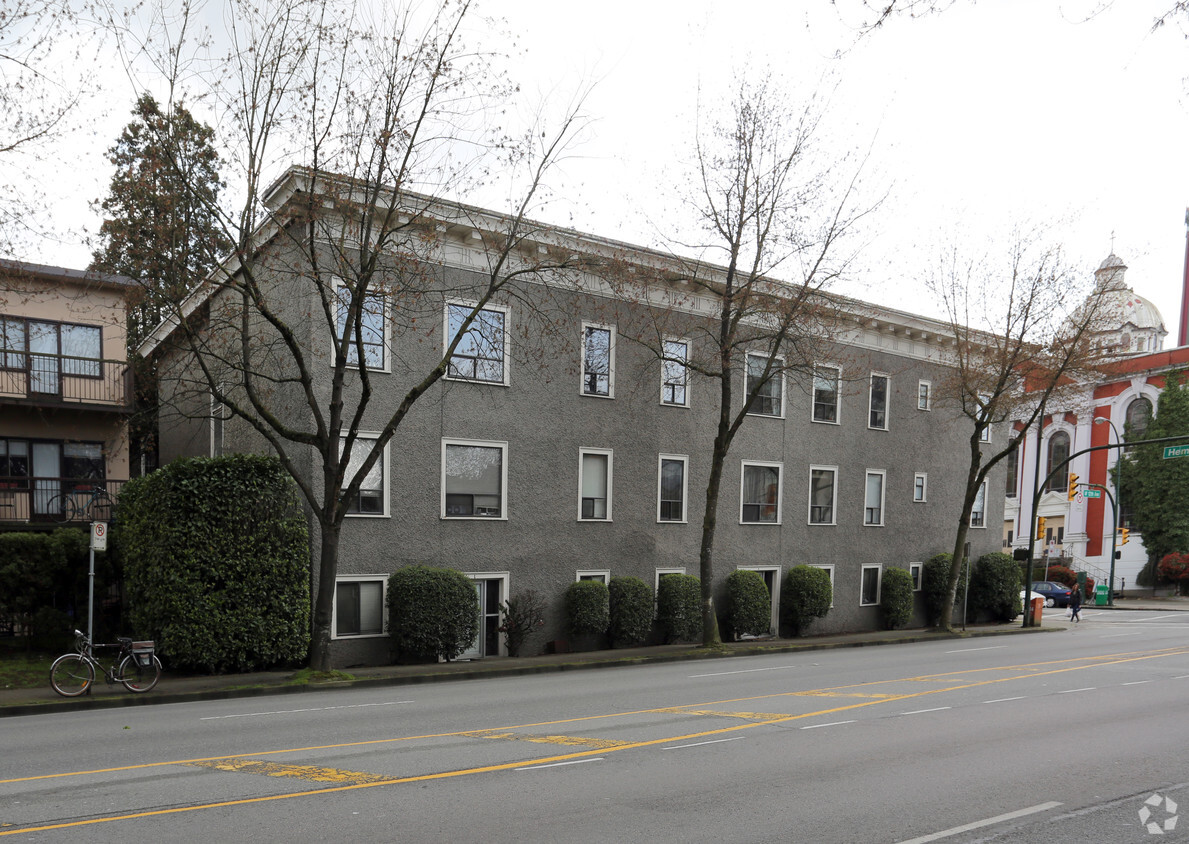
970, 480, 988, 529
864, 469, 886, 527
580, 322, 616, 399
740, 460, 783, 525
860, 564, 882, 606
654, 567, 687, 594
332, 277, 391, 373
210, 388, 226, 458
443, 300, 511, 386
917, 379, 932, 411
578, 447, 614, 522
868, 372, 890, 431
808, 464, 838, 526
660, 336, 690, 408
341, 431, 391, 518
736, 564, 781, 635
441, 438, 509, 520
812, 363, 842, 425
745, 352, 785, 418
576, 570, 610, 584
913, 472, 928, 503
978, 394, 993, 442
330, 574, 388, 640
657, 453, 689, 524
909, 562, 923, 592
812, 564, 835, 608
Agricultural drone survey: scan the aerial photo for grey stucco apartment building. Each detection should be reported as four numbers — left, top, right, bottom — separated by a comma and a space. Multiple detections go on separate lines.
146, 168, 1003, 666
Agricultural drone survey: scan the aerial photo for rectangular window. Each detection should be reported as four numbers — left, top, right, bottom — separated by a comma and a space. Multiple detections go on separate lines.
0, 317, 27, 369
978, 395, 992, 442
661, 339, 689, 406
860, 565, 882, 606
917, 380, 931, 411
577, 570, 610, 584
341, 434, 387, 516
1005, 447, 1018, 498
333, 281, 386, 369
446, 303, 507, 384
746, 353, 783, 417
909, 562, 923, 591
579, 448, 612, 520
334, 577, 385, 637
442, 439, 506, 518
658, 454, 687, 523
808, 466, 836, 525
869, 373, 889, 430
62, 442, 103, 481
581, 324, 614, 397
864, 470, 885, 526
210, 390, 225, 458
813, 365, 840, 423
59, 324, 102, 377
0, 316, 102, 376
970, 481, 986, 528
0, 439, 30, 488
741, 461, 781, 524
913, 473, 927, 503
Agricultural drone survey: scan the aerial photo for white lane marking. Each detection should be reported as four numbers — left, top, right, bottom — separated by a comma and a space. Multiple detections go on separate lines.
517, 758, 602, 771
894, 801, 1063, 844
944, 646, 1006, 654
688, 665, 798, 678
983, 696, 1026, 704
1121, 681, 1153, 686
662, 737, 746, 750
199, 700, 413, 720
901, 707, 951, 715
801, 720, 856, 730
1098, 631, 1143, 638
1129, 613, 1182, 622
1058, 687, 1095, 694
1176, 675, 1189, 680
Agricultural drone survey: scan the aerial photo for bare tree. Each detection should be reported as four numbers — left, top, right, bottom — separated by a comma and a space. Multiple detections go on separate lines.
132, 0, 590, 670
927, 230, 1109, 631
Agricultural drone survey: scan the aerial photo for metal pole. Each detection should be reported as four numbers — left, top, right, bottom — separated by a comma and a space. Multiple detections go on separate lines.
87, 544, 95, 646
1023, 403, 1046, 627
1095, 416, 1122, 607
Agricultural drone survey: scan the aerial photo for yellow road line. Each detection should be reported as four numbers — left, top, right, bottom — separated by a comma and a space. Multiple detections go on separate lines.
459, 730, 630, 749
185, 759, 391, 785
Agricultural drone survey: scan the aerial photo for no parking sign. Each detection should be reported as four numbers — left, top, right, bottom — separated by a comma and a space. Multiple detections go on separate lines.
90, 521, 108, 552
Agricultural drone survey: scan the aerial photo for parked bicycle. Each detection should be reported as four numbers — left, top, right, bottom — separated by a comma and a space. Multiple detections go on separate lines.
47, 485, 115, 524
49, 630, 161, 697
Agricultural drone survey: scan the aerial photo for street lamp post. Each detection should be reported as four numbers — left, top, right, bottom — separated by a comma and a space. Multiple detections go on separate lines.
1094, 416, 1122, 606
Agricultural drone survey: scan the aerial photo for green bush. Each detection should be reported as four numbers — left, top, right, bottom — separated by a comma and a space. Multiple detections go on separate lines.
387, 566, 480, 662
922, 553, 966, 626
724, 569, 771, 639
564, 579, 610, 637
656, 573, 702, 643
498, 589, 547, 657
973, 552, 1022, 622
0, 529, 93, 649
119, 454, 310, 672
781, 565, 832, 636
608, 576, 654, 648
880, 568, 914, 630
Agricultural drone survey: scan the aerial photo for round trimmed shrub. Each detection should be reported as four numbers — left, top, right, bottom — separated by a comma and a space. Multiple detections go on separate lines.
724, 569, 771, 639
564, 579, 610, 637
656, 573, 701, 643
387, 566, 480, 663
922, 553, 966, 626
972, 552, 1021, 622
781, 565, 832, 636
880, 567, 914, 630
608, 576, 653, 648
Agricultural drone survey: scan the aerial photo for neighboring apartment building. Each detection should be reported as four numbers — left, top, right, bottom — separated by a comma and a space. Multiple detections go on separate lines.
0, 260, 133, 529
145, 168, 1004, 666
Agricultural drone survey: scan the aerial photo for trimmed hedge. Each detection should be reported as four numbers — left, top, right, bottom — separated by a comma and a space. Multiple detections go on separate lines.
387, 566, 479, 662
0, 529, 91, 650
724, 569, 771, 639
973, 552, 1021, 622
656, 573, 701, 643
781, 565, 832, 636
608, 576, 654, 648
565, 579, 610, 637
119, 454, 310, 672
922, 553, 966, 626
880, 567, 914, 630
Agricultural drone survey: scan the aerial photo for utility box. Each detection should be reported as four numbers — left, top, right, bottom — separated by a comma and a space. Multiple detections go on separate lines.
1095, 583, 1109, 606
1029, 597, 1044, 625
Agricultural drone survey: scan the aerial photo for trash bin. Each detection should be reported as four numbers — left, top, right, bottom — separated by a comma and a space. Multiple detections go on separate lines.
1095, 583, 1109, 606
1029, 596, 1044, 625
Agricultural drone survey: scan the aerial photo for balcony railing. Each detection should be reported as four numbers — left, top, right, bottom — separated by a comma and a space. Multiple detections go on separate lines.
0, 479, 126, 524
0, 353, 131, 409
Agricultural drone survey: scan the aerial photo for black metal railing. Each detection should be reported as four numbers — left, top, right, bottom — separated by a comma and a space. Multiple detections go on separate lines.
0, 354, 131, 408
0, 479, 126, 524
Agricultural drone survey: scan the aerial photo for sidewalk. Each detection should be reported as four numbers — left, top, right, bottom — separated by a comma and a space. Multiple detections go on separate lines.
5, 596, 1183, 718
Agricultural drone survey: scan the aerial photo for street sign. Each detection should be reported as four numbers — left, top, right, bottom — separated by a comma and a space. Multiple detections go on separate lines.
1082, 488, 1102, 498
1163, 445, 1189, 459
90, 521, 108, 552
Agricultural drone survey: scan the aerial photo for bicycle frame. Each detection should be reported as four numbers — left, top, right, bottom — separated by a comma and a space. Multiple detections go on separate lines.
50, 629, 160, 696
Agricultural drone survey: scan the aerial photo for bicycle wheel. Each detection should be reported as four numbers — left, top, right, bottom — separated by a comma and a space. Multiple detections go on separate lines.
118, 654, 161, 693
84, 490, 115, 523
44, 493, 74, 524
50, 653, 95, 697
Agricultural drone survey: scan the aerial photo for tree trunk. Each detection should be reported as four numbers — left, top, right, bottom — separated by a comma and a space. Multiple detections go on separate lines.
939, 446, 982, 632
698, 433, 729, 648
308, 518, 341, 672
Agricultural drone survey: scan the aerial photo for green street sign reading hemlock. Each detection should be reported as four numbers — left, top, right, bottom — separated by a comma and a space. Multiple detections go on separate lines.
1163, 445, 1189, 460
1082, 488, 1102, 498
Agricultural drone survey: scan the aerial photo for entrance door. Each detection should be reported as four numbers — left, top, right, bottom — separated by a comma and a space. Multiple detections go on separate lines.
459, 578, 503, 659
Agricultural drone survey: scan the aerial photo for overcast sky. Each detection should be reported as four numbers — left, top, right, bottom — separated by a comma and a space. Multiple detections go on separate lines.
23, 0, 1189, 340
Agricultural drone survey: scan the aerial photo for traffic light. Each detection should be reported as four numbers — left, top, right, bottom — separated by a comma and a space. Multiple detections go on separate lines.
1068, 473, 1079, 501
1036, 516, 1046, 539
1119, 527, 1130, 545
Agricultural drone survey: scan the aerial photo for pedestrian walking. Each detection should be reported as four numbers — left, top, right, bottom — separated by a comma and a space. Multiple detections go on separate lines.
1069, 584, 1082, 623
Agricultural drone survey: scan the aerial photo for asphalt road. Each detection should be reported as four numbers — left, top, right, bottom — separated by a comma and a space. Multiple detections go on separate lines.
4, 607, 1189, 843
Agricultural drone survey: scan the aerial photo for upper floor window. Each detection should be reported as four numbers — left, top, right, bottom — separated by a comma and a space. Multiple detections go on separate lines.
442, 439, 506, 518
917, 380, 931, 411
446, 303, 507, 384
1, 316, 102, 378
579, 448, 612, 520
658, 454, 687, 523
333, 281, 386, 369
1005, 446, 1018, 498
813, 365, 840, 423
913, 472, 927, 503
809, 466, 836, 525
864, 470, 885, 526
970, 481, 986, 527
869, 374, 889, 430
661, 339, 689, 406
340, 434, 386, 516
582, 324, 614, 397
1125, 397, 1153, 443
745, 353, 783, 417
1045, 431, 1070, 492
741, 461, 781, 523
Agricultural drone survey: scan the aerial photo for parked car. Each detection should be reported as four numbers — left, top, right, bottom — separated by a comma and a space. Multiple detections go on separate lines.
1026, 581, 1073, 608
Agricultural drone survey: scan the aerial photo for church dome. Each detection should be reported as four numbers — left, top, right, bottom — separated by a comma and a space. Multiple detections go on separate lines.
1072, 251, 1167, 356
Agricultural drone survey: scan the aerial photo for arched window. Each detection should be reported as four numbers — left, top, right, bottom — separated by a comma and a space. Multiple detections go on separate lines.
1125, 397, 1152, 442
1046, 431, 1070, 492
